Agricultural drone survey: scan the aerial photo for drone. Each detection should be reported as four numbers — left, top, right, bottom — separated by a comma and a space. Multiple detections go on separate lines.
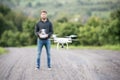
52, 34, 77, 49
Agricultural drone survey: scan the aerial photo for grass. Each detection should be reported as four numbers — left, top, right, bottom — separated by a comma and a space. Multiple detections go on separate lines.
0, 44, 119, 55
22, 44, 120, 51
99, 45, 120, 50
68, 44, 120, 51
51, 44, 120, 51
23, 45, 36, 48
0, 47, 8, 55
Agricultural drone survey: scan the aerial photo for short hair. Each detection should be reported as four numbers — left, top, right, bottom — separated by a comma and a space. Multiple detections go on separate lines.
40, 10, 47, 14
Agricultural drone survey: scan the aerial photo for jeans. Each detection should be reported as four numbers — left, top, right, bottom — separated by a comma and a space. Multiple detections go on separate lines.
36, 38, 51, 68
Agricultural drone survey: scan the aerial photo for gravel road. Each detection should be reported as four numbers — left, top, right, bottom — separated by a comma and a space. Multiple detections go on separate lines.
0, 47, 120, 80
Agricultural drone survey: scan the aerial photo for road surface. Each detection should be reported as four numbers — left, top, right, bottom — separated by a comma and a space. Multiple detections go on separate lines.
0, 47, 120, 80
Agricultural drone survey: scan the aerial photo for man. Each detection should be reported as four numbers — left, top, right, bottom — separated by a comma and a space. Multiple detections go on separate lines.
35, 10, 53, 70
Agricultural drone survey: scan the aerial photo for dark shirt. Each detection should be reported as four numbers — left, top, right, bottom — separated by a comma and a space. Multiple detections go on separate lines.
35, 19, 53, 40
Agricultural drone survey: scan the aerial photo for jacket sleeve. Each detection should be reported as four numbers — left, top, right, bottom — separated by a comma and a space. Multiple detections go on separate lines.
48, 22, 53, 38
34, 23, 39, 37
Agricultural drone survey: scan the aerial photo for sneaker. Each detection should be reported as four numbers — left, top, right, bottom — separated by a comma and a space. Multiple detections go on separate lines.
48, 68, 51, 70
35, 67, 40, 70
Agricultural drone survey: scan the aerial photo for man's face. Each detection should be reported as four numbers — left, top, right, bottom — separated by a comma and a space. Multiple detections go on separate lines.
41, 12, 47, 19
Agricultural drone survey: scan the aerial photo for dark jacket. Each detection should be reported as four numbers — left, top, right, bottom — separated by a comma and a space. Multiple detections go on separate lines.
35, 19, 53, 40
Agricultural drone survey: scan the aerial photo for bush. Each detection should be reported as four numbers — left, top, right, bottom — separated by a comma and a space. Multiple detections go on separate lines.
0, 30, 20, 46
0, 30, 30, 47
79, 25, 100, 45
22, 19, 37, 45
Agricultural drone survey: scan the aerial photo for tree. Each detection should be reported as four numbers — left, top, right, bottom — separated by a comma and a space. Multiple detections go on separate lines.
108, 9, 120, 44
0, 4, 11, 15
5, 12, 27, 32
110, 8, 120, 20
0, 13, 16, 38
59, 22, 79, 37
0, 30, 21, 46
108, 19, 120, 44
56, 17, 68, 23
22, 19, 37, 45
86, 16, 101, 27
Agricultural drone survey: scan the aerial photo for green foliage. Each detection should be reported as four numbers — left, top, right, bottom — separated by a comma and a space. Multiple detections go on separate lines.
22, 19, 37, 45
0, 13, 16, 38
108, 19, 120, 44
19, 32, 30, 46
0, 19, 37, 47
0, 4, 28, 46
0, 4, 11, 15
79, 25, 101, 45
60, 22, 80, 37
5, 11, 27, 31
0, 30, 31, 47
53, 9, 120, 46
0, 3, 120, 47
53, 22, 81, 37
86, 16, 102, 27
107, 8, 120, 44
110, 8, 120, 20
56, 17, 68, 23
78, 9, 120, 45
0, 30, 20, 46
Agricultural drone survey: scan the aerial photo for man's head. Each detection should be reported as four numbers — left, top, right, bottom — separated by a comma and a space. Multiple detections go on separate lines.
40, 10, 47, 20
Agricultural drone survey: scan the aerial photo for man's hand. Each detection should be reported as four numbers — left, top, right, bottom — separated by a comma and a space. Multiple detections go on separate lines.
46, 34, 48, 37
38, 33, 48, 38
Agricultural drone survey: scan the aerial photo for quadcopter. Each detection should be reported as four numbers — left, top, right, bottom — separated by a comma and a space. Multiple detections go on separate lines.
52, 34, 77, 49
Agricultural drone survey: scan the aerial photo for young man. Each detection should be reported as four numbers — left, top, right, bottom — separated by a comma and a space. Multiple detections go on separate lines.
35, 10, 53, 70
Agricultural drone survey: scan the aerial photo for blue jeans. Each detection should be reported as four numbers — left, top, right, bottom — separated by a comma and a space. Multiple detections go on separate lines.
36, 38, 51, 68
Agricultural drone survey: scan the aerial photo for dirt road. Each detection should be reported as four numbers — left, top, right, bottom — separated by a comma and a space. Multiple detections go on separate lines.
0, 47, 120, 80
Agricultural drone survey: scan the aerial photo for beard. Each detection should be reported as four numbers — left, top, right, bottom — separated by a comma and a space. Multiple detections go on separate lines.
41, 17, 47, 22
42, 18, 47, 20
